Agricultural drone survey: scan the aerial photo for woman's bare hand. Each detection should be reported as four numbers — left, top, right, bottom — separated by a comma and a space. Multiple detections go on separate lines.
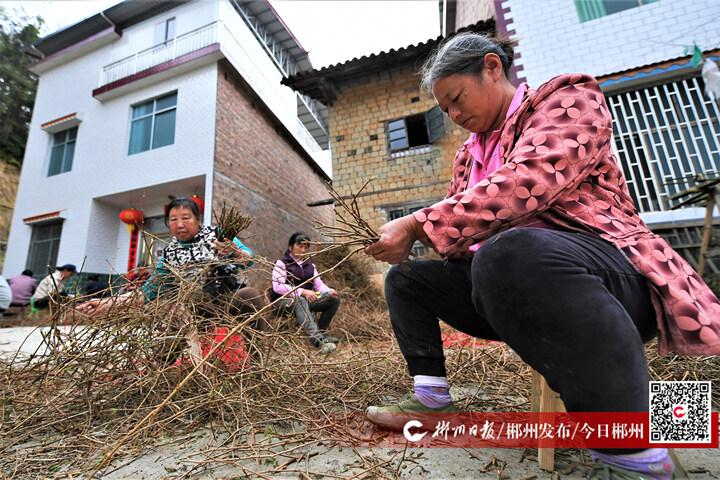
365, 214, 423, 264
75, 298, 112, 317
214, 240, 252, 262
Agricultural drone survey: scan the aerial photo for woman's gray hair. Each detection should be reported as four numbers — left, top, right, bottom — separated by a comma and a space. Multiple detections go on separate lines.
420, 33, 515, 94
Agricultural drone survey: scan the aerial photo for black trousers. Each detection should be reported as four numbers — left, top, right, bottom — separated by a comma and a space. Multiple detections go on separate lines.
385, 228, 657, 415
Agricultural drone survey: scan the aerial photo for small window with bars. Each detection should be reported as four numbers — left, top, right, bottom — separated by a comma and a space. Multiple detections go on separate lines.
26, 220, 63, 278
607, 74, 720, 213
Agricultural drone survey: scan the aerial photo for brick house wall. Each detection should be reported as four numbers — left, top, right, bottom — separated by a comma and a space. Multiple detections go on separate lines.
214, 62, 334, 272
329, 64, 468, 275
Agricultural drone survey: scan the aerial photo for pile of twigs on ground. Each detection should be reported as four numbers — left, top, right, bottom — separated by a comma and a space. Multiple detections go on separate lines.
2, 198, 719, 478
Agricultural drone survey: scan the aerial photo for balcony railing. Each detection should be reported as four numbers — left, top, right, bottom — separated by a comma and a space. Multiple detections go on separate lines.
99, 22, 218, 87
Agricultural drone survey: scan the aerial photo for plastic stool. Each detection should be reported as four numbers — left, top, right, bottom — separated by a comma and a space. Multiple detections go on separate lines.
29, 298, 39, 318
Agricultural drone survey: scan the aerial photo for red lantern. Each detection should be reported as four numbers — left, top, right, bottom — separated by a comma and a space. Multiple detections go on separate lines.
118, 208, 144, 230
118, 208, 144, 272
191, 194, 205, 212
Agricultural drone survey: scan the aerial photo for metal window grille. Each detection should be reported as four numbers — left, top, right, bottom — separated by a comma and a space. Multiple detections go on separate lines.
26, 221, 63, 278
607, 75, 720, 213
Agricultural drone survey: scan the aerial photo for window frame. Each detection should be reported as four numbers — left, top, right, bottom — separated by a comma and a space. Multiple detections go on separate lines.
575, 0, 657, 22
47, 126, 78, 177
154, 17, 176, 46
128, 91, 178, 155
385, 106, 446, 154
26, 220, 63, 278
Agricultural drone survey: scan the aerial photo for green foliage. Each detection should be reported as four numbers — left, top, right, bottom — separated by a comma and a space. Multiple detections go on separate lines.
0, 10, 43, 166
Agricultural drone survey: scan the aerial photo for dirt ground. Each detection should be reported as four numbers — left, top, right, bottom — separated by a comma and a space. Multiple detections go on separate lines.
92, 417, 719, 479
2, 323, 718, 479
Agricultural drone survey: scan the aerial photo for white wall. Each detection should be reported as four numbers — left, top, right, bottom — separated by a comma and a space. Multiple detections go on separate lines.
506, 0, 720, 86
3, 11, 217, 276
2, 0, 332, 276
104, 1, 219, 66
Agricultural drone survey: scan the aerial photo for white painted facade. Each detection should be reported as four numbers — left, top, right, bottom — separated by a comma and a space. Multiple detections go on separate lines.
504, 0, 720, 86
488, 0, 720, 274
3, 0, 329, 277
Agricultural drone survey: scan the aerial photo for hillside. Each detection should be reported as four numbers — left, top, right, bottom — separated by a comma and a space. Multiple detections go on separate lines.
0, 163, 20, 268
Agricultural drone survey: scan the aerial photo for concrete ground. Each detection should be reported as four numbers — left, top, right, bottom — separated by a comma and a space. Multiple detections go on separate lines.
2, 326, 718, 479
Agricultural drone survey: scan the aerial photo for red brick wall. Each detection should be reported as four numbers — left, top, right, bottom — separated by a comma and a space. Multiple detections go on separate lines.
213, 62, 334, 268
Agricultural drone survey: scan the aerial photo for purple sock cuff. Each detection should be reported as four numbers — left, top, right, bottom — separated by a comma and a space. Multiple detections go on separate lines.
591, 449, 673, 479
414, 384, 453, 409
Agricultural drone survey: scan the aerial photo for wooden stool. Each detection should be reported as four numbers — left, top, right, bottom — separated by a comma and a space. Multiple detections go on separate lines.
530, 371, 687, 475
530, 369, 566, 471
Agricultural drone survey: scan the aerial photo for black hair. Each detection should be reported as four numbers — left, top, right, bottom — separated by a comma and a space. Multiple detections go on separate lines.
420, 32, 515, 94
164, 197, 201, 226
21, 269, 33, 276
288, 231, 311, 247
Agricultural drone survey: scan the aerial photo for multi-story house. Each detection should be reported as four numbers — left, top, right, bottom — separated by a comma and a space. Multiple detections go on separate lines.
484, 0, 720, 277
288, 0, 720, 284
2, 0, 333, 281
283, 21, 494, 282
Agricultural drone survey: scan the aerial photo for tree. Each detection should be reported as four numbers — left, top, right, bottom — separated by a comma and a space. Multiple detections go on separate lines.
0, 9, 43, 166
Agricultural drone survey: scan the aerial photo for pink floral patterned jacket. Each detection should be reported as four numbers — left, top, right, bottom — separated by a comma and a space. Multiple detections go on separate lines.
414, 73, 720, 356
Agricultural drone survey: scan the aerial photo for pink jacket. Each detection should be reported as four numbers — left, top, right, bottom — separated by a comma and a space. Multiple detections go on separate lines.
414, 73, 720, 356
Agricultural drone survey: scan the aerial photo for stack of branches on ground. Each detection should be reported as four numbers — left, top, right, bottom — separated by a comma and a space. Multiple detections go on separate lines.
2, 198, 719, 478
0, 260, 402, 478
312, 244, 391, 342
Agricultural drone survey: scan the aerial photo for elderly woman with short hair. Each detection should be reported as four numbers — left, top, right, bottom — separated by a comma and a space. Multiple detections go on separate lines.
78, 197, 267, 362
365, 32, 720, 479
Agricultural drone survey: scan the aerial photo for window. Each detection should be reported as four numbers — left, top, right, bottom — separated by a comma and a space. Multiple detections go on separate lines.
386, 203, 438, 257
26, 221, 63, 278
129, 92, 177, 155
48, 126, 77, 176
387, 106, 446, 153
607, 75, 720, 213
154, 17, 176, 46
575, 0, 657, 22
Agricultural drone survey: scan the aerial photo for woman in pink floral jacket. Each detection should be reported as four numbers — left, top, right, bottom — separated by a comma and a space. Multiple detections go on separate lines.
365, 33, 720, 479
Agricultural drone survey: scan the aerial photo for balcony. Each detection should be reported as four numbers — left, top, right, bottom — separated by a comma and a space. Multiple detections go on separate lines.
93, 22, 222, 101
297, 94, 329, 149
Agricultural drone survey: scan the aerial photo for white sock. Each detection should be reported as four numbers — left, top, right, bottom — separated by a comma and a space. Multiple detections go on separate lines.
414, 375, 449, 388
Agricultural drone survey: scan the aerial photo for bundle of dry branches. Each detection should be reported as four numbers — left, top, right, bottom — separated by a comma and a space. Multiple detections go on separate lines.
314, 179, 379, 256
2, 200, 719, 479
213, 203, 253, 241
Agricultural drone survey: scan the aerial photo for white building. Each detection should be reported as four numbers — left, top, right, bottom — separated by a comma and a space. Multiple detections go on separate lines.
448, 0, 720, 274
3, 0, 334, 281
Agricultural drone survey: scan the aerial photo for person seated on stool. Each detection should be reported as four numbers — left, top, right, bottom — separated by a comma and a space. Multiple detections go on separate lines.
270, 232, 341, 354
32, 264, 76, 308
0, 275, 12, 314
84, 274, 109, 298
8, 270, 37, 308
363, 33, 720, 480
